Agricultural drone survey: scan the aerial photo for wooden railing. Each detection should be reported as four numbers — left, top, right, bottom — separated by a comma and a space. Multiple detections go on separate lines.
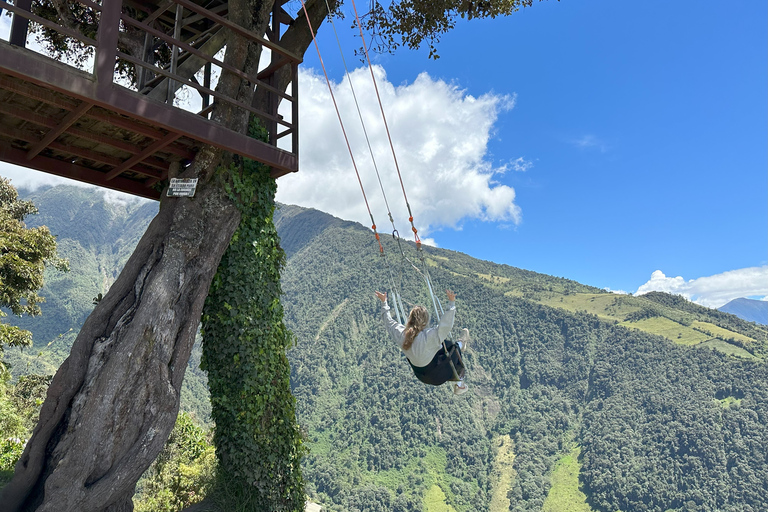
0, 0, 299, 157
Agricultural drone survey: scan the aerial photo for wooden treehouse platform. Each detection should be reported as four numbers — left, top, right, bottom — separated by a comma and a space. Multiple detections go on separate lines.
0, 0, 300, 200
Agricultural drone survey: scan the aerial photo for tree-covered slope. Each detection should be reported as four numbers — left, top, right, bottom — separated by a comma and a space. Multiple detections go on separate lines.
4, 186, 767, 512
275, 204, 768, 512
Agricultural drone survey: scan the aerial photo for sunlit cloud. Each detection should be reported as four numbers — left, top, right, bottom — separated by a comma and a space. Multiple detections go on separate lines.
277, 65, 521, 236
635, 266, 768, 308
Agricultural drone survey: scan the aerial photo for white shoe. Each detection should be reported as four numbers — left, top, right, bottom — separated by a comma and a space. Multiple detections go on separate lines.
453, 382, 468, 395
458, 328, 470, 352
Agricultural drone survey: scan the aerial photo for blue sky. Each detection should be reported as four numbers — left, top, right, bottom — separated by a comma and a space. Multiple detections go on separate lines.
283, 0, 767, 306
1, 0, 765, 307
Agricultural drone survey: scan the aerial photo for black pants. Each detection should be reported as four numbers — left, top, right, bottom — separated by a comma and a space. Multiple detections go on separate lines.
408, 339, 466, 386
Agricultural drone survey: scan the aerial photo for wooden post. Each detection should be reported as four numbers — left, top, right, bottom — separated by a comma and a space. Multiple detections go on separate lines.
292, 62, 298, 162
203, 62, 211, 109
96, 0, 122, 94
137, 31, 152, 91
8, 0, 31, 48
167, 3, 183, 104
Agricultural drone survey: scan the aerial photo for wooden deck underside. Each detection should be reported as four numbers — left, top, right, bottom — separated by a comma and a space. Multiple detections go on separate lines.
0, 0, 299, 200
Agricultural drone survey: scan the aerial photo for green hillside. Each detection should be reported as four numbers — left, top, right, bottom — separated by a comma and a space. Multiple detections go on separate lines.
3, 186, 767, 511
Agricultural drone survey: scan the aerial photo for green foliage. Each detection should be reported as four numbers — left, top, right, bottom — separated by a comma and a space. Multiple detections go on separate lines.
363, 0, 537, 59
0, 370, 50, 487
3, 185, 767, 511
133, 412, 216, 511
581, 336, 768, 511
200, 119, 305, 511
0, 371, 25, 442
0, 178, 68, 367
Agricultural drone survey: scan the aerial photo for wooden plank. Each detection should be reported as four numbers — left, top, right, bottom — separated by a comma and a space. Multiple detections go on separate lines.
26, 101, 93, 160
105, 132, 181, 179
0, 125, 163, 178
0, 73, 196, 160
0, 144, 161, 200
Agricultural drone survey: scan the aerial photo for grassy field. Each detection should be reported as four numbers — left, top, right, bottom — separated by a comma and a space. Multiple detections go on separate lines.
534, 293, 757, 359
542, 446, 593, 512
692, 321, 755, 344
424, 485, 458, 512
619, 317, 711, 346
489, 434, 516, 512
538, 293, 641, 322
717, 396, 743, 408
698, 340, 757, 360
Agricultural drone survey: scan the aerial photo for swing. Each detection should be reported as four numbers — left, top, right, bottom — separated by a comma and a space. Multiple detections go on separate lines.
300, 0, 469, 388
409, 339, 466, 386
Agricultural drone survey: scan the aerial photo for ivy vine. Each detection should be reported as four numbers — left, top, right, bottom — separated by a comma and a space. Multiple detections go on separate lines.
201, 119, 305, 510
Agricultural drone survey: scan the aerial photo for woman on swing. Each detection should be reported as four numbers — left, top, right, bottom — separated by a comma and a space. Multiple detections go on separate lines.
375, 289, 469, 395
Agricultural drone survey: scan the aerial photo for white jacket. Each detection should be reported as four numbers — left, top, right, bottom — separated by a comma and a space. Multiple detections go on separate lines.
381, 300, 456, 367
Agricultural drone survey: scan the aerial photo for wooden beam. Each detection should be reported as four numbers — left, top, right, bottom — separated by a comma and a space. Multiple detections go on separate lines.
26, 101, 93, 160
0, 73, 196, 160
8, 0, 31, 48
277, 7, 295, 26
0, 125, 163, 179
0, 144, 161, 200
105, 132, 181, 180
96, 0, 122, 94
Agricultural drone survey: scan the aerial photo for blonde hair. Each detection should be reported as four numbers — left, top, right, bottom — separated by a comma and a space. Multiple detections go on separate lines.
403, 306, 429, 351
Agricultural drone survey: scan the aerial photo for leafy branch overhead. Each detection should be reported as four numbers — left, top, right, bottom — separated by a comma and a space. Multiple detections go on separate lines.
361, 0, 538, 58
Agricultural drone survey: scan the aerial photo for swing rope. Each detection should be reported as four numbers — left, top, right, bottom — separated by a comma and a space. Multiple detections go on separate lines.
299, 0, 385, 261
300, 3, 462, 381
317, 0, 410, 322
320, 0, 399, 234
348, 0, 421, 247
300, 0, 416, 323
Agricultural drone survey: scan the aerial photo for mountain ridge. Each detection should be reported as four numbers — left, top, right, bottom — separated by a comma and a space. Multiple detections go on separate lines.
5, 185, 767, 512
718, 297, 768, 325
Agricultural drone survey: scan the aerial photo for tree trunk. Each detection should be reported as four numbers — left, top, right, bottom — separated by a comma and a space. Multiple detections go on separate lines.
0, 1, 332, 510
0, 145, 240, 511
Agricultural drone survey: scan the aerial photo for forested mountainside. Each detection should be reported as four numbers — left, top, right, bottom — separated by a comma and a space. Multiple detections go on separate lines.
4, 186, 767, 512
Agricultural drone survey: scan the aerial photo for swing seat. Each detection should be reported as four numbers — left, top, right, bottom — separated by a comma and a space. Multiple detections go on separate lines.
408, 341, 465, 386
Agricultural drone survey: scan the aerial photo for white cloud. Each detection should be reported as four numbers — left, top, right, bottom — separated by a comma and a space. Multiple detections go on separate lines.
635, 267, 768, 308
0, 163, 143, 205
605, 287, 629, 295
1, 61, 522, 234
510, 157, 533, 172
277, 66, 521, 236
0, 162, 80, 191
572, 134, 608, 153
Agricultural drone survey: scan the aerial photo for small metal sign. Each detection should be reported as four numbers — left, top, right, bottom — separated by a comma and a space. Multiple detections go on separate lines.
167, 178, 199, 197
